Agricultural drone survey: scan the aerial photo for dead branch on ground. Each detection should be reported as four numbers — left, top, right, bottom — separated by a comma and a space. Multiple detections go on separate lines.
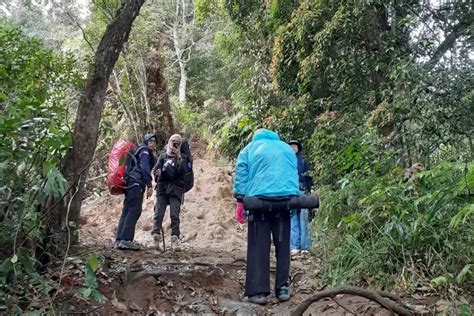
291, 286, 413, 316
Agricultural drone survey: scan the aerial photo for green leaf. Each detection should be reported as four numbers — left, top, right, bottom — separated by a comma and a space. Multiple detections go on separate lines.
450, 204, 474, 228
430, 276, 448, 287
18, 248, 35, 274
84, 267, 98, 288
81, 287, 92, 298
16, 161, 26, 176
0, 257, 13, 274
456, 264, 472, 284
91, 289, 103, 303
44, 166, 67, 199
86, 253, 100, 273
460, 303, 471, 316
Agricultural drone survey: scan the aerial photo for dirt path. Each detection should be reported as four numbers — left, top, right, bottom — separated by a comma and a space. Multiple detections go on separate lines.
75, 155, 409, 315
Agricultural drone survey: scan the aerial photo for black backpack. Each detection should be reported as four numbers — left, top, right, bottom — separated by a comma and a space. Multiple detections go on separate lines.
180, 139, 194, 192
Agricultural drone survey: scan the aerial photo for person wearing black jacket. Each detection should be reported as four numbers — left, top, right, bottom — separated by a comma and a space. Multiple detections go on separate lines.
116, 133, 157, 250
151, 134, 187, 251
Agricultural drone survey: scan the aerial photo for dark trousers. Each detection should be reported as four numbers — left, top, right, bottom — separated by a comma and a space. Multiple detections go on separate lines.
244, 210, 291, 297
152, 194, 182, 237
116, 183, 145, 241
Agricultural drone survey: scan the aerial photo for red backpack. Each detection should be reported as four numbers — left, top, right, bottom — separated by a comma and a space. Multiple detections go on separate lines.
107, 140, 137, 195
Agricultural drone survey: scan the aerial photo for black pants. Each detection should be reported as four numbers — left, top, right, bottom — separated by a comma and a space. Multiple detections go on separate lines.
152, 194, 182, 237
116, 183, 145, 241
244, 210, 291, 297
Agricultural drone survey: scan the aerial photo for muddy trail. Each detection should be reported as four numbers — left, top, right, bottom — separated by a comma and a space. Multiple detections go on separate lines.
71, 152, 428, 315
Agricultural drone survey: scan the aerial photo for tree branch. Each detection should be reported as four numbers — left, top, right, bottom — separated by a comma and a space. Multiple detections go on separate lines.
425, 23, 466, 69
291, 286, 413, 316
65, 10, 95, 53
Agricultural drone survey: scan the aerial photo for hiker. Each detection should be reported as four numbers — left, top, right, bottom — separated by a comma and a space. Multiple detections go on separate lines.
151, 134, 187, 251
233, 129, 299, 305
288, 140, 313, 257
115, 133, 157, 250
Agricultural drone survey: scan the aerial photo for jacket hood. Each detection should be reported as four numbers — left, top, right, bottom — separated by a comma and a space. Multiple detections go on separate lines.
143, 133, 156, 145
288, 139, 302, 152
251, 129, 280, 142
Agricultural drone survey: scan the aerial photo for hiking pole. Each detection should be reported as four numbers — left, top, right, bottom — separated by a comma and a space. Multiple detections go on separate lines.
161, 225, 165, 252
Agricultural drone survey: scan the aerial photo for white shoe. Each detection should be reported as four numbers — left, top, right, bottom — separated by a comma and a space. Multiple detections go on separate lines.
290, 249, 300, 256
152, 233, 162, 251
171, 235, 180, 251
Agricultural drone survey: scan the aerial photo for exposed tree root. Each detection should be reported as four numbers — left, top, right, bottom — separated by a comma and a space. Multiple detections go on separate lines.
291, 286, 413, 316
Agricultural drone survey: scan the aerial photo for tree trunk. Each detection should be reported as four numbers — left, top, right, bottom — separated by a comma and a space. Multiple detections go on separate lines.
146, 37, 175, 145
178, 59, 187, 103
469, 137, 474, 160
46, 0, 146, 250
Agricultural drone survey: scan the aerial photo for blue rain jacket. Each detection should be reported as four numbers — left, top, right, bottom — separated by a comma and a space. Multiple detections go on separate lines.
233, 129, 299, 197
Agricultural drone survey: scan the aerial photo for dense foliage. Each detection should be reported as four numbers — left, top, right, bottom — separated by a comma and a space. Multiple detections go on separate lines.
197, 0, 474, 292
0, 0, 472, 312
0, 23, 80, 311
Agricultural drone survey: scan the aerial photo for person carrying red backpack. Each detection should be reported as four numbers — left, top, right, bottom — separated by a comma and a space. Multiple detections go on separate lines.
115, 133, 157, 250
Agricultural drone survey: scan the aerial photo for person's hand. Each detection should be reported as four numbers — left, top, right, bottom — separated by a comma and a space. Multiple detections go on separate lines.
172, 146, 181, 157
146, 187, 153, 199
234, 202, 246, 223
153, 168, 161, 179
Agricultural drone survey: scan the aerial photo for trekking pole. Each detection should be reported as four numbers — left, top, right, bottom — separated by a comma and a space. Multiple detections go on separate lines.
153, 178, 166, 252
161, 225, 165, 252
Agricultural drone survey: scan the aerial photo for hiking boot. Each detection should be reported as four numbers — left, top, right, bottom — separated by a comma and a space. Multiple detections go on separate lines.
117, 240, 140, 251
290, 249, 300, 259
114, 240, 120, 249
247, 293, 267, 305
171, 235, 180, 251
152, 233, 162, 251
276, 286, 290, 302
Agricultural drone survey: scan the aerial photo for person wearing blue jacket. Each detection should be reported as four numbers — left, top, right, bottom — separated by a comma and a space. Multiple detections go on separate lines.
116, 133, 157, 250
234, 129, 299, 305
288, 140, 313, 257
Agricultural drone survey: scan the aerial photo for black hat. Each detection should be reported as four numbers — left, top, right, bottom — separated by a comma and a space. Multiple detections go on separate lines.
288, 140, 302, 152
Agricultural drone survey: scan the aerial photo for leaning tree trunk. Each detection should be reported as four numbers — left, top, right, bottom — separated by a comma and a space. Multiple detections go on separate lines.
145, 36, 175, 146
46, 0, 146, 250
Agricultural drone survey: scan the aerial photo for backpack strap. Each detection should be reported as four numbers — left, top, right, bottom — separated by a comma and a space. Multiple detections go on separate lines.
125, 144, 147, 182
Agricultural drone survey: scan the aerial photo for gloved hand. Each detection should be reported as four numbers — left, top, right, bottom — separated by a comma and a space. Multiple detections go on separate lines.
234, 202, 246, 223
